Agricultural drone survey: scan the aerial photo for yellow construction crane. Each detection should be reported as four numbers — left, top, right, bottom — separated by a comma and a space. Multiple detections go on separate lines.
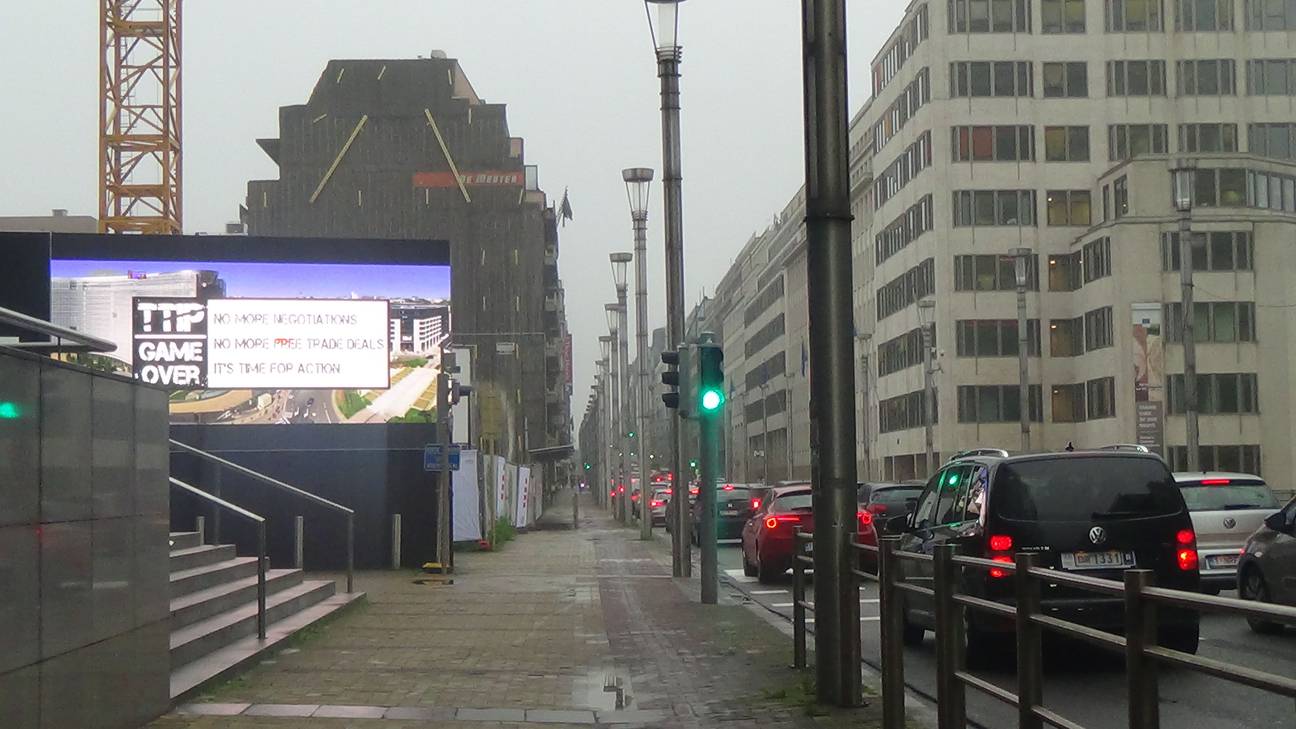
99, 0, 182, 234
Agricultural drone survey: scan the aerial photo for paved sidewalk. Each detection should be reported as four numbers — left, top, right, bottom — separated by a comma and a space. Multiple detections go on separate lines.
149, 493, 879, 728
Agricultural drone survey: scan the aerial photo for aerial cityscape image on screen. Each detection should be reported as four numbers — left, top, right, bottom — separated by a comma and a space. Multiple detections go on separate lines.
50, 257, 451, 425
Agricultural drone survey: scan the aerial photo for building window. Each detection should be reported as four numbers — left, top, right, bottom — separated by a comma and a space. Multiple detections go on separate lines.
1046, 189, 1092, 226
1180, 123, 1238, 152
1083, 237, 1113, 282
1168, 373, 1260, 414
1050, 317, 1084, 356
1165, 302, 1257, 343
1043, 62, 1089, 97
1246, 169, 1296, 212
878, 325, 935, 377
1247, 59, 1296, 95
873, 131, 934, 210
1177, 59, 1237, 95
1084, 306, 1114, 351
876, 195, 935, 265
1245, 0, 1296, 30
1109, 125, 1169, 160
745, 314, 786, 357
952, 189, 1037, 227
745, 353, 786, 391
1168, 444, 1262, 474
1162, 231, 1253, 272
955, 319, 1041, 357
1086, 377, 1117, 419
950, 61, 1034, 98
1106, 0, 1165, 30
1114, 176, 1129, 217
1052, 383, 1087, 422
1249, 123, 1296, 160
880, 388, 937, 433
1045, 126, 1090, 161
874, 69, 933, 154
877, 258, 937, 321
1107, 60, 1167, 96
1177, 0, 1234, 29
951, 125, 1034, 162
1049, 252, 1082, 291
1176, 167, 1249, 207
958, 385, 1043, 423
1042, 0, 1087, 31
948, 0, 1031, 32
873, 5, 930, 94
954, 253, 1041, 291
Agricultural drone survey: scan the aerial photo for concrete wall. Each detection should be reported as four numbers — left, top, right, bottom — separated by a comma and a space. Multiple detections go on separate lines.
0, 348, 170, 729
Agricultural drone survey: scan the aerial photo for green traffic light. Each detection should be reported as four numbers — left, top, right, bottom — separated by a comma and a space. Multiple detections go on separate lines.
584, 463, 591, 471
0, 402, 19, 419
699, 388, 724, 412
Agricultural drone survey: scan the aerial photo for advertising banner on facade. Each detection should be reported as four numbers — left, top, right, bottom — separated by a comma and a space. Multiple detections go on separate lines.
1132, 303, 1165, 454
515, 466, 531, 528
494, 455, 509, 525
452, 450, 482, 542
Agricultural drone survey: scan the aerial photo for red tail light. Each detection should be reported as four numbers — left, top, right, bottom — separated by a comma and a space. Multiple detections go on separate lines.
722, 484, 735, 491
857, 510, 874, 527
989, 555, 1014, 579
765, 514, 801, 530
631, 492, 640, 501
751, 498, 762, 510
1199, 478, 1230, 485
650, 500, 664, 508
664, 488, 673, 495
1176, 529, 1199, 571
988, 534, 1013, 552
690, 487, 699, 496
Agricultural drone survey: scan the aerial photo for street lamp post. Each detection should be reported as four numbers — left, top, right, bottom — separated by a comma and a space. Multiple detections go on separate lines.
760, 381, 770, 484
1011, 247, 1033, 453
918, 298, 936, 476
644, 0, 689, 577
1172, 161, 1200, 471
600, 336, 617, 516
624, 168, 655, 540
610, 256, 633, 528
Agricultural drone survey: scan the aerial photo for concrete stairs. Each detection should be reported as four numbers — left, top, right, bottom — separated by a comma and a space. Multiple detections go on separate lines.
167, 531, 364, 702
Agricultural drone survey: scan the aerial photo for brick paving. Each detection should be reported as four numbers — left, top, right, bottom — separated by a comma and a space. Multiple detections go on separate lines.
148, 494, 879, 728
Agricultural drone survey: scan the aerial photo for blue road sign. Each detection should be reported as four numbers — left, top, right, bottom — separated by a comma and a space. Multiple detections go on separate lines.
424, 444, 461, 472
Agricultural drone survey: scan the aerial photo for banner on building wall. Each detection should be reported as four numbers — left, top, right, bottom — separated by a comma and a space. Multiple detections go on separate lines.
563, 334, 573, 385
505, 463, 519, 526
515, 466, 531, 528
1132, 304, 1165, 455
494, 455, 509, 526
413, 171, 525, 188
451, 450, 481, 542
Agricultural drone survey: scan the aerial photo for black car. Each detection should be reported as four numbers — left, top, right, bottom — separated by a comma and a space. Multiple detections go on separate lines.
859, 481, 924, 520
692, 484, 755, 544
890, 451, 1201, 658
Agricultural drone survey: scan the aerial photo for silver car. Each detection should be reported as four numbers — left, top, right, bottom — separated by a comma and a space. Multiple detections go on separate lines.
1238, 495, 1296, 633
1173, 472, 1282, 594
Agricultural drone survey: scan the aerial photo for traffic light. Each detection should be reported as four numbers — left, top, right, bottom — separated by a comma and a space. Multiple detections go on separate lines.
660, 349, 680, 409
694, 341, 724, 416
584, 462, 591, 471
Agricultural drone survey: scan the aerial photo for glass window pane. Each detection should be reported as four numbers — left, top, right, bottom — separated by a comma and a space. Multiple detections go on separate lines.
1220, 168, 1246, 205
1196, 169, 1218, 206
1216, 373, 1239, 412
1071, 191, 1092, 225
972, 127, 994, 159
999, 190, 1021, 223
1067, 63, 1087, 96
1044, 63, 1065, 96
974, 191, 996, 225
1214, 302, 1237, 341
1191, 238, 1208, 270
970, 0, 991, 30
971, 62, 992, 95
995, 127, 1018, 159
995, 62, 1016, 95
1043, 0, 1063, 29
1209, 232, 1235, 270
1002, 387, 1021, 421
1047, 191, 1069, 225
993, 0, 1015, 29
1066, 0, 1087, 28
1129, 61, 1149, 94
975, 255, 997, 289
1193, 302, 1210, 343
1045, 127, 1067, 160
1069, 127, 1089, 159
978, 386, 1000, 421
977, 321, 999, 354
1001, 322, 1020, 355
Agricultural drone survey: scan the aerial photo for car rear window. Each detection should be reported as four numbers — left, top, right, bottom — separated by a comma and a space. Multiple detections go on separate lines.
1178, 481, 1279, 511
772, 491, 813, 512
868, 487, 923, 510
992, 457, 1183, 522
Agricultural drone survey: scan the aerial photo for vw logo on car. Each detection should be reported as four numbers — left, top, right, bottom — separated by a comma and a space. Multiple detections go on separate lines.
1088, 526, 1108, 545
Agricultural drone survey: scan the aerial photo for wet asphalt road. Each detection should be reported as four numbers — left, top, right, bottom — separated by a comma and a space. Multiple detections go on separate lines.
704, 542, 1296, 729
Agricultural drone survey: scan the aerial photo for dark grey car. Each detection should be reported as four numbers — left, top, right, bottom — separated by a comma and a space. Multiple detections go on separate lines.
1238, 494, 1296, 633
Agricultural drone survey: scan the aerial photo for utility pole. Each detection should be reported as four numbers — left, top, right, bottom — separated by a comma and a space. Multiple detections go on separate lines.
435, 350, 456, 572
624, 168, 656, 541
1011, 247, 1032, 453
646, 0, 690, 577
1172, 162, 1200, 470
918, 298, 936, 477
760, 381, 770, 483
857, 335, 871, 482
600, 336, 615, 514
801, 0, 862, 707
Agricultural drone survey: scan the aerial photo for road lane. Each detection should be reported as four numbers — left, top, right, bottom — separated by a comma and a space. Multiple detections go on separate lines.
712, 543, 1296, 729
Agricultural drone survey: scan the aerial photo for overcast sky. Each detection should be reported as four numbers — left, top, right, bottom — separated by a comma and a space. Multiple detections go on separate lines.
0, 0, 898, 422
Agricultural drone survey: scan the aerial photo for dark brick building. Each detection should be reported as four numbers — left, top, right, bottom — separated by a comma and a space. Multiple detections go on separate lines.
244, 55, 571, 471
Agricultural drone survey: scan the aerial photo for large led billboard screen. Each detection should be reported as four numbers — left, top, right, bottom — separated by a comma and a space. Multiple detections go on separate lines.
6, 233, 452, 426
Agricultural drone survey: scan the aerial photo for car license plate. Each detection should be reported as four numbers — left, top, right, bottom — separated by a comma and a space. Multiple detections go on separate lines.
804, 542, 814, 554
721, 509, 738, 516
1208, 554, 1240, 569
1060, 550, 1135, 570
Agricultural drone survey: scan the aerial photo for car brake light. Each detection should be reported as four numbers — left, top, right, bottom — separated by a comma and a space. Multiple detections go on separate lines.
650, 500, 663, 508
1199, 478, 1230, 485
989, 555, 1014, 579
1178, 549, 1199, 571
751, 498, 762, 510
765, 515, 801, 530
1175, 529, 1195, 545
722, 484, 735, 491
988, 534, 1013, 552
1175, 529, 1198, 571
631, 492, 639, 501
857, 510, 874, 527
690, 487, 699, 495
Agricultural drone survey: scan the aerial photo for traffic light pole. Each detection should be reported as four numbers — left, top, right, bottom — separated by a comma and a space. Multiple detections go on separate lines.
435, 350, 454, 572
696, 336, 722, 605
801, 0, 862, 707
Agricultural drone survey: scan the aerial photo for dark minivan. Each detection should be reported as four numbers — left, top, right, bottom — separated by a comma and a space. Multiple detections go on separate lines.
891, 451, 1200, 657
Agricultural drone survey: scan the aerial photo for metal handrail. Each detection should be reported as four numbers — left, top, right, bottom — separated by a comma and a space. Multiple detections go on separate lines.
791, 529, 815, 669
869, 538, 1296, 729
0, 304, 116, 353
169, 439, 355, 593
170, 477, 268, 640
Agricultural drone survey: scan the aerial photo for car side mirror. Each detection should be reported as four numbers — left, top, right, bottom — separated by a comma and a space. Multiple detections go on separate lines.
884, 513, 911, 535
1265, 512, 1287, 532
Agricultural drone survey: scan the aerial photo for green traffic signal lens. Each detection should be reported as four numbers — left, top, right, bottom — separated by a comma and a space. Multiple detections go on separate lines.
700, 388, 724, 412
0, 402, 18, 419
